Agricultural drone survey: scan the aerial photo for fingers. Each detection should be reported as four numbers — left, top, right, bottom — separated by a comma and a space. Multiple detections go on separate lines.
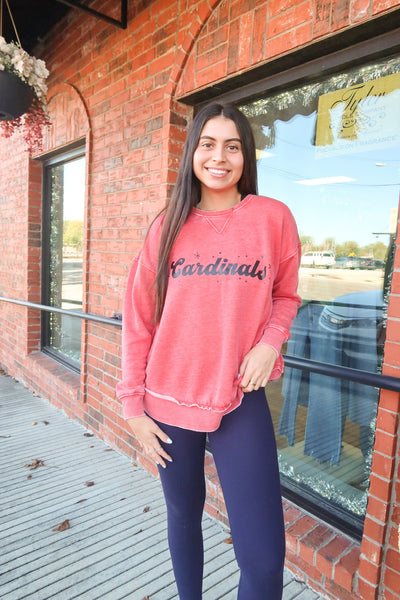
154, 425, 173, 446
238, 344, 277, 392
146, 424, 173, 468
239, 355, 261, 389
126, 415, 173, 468
238, 360, 263, 391
239, 374, 269, 391
146, 443, 172, 468
142, 432, 173, 468
240, 378, 262, 392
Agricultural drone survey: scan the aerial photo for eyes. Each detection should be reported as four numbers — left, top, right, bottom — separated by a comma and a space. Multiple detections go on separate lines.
198, 140, 242, 153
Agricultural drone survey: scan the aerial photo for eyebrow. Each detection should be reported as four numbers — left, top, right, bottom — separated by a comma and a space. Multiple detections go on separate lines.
199, 135, 242, 143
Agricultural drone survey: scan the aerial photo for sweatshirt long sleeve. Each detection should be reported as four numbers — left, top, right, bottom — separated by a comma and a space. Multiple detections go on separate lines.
116, 195, 301, 431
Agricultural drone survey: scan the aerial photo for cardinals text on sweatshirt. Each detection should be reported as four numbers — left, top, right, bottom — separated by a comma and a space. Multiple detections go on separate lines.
116, 194, 302, 431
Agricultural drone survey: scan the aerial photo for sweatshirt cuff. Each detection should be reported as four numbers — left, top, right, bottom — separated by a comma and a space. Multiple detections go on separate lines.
121, 393, 145, 420
258, 326, 288, 356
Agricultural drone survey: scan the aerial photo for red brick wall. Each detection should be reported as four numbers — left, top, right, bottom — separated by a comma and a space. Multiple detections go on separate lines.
1, 1, 400, 598
0, 134, 32, 373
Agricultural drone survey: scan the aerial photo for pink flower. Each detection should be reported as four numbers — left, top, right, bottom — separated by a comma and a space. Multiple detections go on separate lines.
0, 36, 50, 152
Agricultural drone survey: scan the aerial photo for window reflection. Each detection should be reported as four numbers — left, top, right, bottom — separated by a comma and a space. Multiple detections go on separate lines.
44, 155, 85, 370
241, 55, 399, 527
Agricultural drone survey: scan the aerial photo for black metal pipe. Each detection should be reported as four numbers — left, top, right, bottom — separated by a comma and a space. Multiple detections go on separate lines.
1, 295, 400, 392
0, 296, 121, 328
283, 354, 400, 393
56, 0, 128, 29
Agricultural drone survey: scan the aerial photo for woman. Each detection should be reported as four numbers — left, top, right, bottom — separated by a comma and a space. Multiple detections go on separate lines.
117, 102, 301, 599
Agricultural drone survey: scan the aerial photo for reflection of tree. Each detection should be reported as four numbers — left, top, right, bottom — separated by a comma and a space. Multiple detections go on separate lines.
49, 166, 64, 348
63, 220, 83, 251
361, 241, 387, 261
336, 240, 359, 257
299, 234, 314, 253
323, 237, 336, 251
300, 234, 314, 245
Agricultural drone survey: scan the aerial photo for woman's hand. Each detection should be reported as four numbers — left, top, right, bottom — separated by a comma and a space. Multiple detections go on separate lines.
239, 344, 278, 393
126, 415, 173, 468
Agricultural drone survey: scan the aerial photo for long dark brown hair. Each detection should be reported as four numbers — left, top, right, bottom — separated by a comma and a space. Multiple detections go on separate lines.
153, 102, 258, 322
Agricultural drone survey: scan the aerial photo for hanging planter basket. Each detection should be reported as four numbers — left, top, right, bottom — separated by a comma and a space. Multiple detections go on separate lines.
0, 70, 35, 121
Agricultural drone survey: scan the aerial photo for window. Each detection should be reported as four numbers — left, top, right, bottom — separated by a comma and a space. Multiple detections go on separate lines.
42, 148, 85, 371
240, 54, 399, 534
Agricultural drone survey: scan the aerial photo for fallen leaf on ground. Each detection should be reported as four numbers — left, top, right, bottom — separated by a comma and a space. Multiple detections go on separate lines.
134, 529, 143, 535
120, 498, 126, 501
143, 506, 150, 513
24, 459, 44, 470
52, 519, 70, 532
223, 536, 233, 544
141, 596, 150, 600
27, 474, 32, 479
0, 435, 11, 438
83, 433, 94, 437
76, 499, 87, 503
42, 421, 50, 425
104, 448, 113, 452
32, 422, 37, 426
131, 462, 138, 467
85, 481, 94, 487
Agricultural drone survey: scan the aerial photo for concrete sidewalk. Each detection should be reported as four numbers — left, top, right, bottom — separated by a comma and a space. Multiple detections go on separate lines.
0, 372, 325, 600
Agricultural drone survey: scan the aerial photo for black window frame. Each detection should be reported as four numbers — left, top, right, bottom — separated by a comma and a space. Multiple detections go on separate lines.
41, 142, 86, 372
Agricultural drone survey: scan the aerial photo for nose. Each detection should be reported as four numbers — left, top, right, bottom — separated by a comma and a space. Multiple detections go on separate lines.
211, 143, 225, 162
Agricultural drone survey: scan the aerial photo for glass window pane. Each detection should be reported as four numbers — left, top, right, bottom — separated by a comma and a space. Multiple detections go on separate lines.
44, 155, 85, 370
269, 374, 376, 520
241, 55, 399, 527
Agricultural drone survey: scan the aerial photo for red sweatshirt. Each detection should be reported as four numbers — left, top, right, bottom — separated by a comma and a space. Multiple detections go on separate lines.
116, 194, 301, 431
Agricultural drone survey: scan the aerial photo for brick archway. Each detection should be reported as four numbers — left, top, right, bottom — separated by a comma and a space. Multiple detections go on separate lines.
43, 82, 91, 153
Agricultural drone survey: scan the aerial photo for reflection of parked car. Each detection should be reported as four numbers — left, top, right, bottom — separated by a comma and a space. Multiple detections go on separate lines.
334, 256, 360, 269
335, 257, 347, 268
373, 259, 385, 269
359, 257, 375, 270
301, 251, 335, 267
335, 256, 384, 270
344, 256, 361, 269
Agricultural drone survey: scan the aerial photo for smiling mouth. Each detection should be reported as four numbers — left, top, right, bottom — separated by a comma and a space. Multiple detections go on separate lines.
206, 167, 229, 176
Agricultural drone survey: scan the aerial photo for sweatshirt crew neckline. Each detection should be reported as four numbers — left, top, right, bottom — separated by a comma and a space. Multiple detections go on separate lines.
192, 193, 251, 216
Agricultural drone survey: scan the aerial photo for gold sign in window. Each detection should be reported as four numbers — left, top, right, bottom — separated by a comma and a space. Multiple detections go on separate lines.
316, 73, 400, 155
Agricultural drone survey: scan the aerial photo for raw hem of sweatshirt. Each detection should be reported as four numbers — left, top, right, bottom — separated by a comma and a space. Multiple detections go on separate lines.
143, 390, 244, 432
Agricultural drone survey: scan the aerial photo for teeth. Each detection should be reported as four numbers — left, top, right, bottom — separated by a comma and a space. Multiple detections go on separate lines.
208, 168, 227, 175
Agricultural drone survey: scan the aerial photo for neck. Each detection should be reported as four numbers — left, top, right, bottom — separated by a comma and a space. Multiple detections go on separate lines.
197, 190, 241, 212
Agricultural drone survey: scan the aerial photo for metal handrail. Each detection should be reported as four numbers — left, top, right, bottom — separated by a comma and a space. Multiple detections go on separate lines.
284, 355, 400, 393
1, 295, 400, 392
0, 296, 122, 327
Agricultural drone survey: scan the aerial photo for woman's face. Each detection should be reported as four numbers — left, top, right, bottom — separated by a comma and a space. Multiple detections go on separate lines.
193, 115, 244, 197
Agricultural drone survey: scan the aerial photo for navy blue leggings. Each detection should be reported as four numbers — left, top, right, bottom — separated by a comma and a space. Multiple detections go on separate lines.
155, 388, 285, 600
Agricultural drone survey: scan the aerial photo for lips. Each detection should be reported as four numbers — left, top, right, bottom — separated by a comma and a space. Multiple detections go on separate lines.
206, 167, 229, 176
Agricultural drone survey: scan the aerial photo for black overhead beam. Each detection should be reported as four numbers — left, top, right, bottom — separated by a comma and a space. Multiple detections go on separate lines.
55, 0, 127, 29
